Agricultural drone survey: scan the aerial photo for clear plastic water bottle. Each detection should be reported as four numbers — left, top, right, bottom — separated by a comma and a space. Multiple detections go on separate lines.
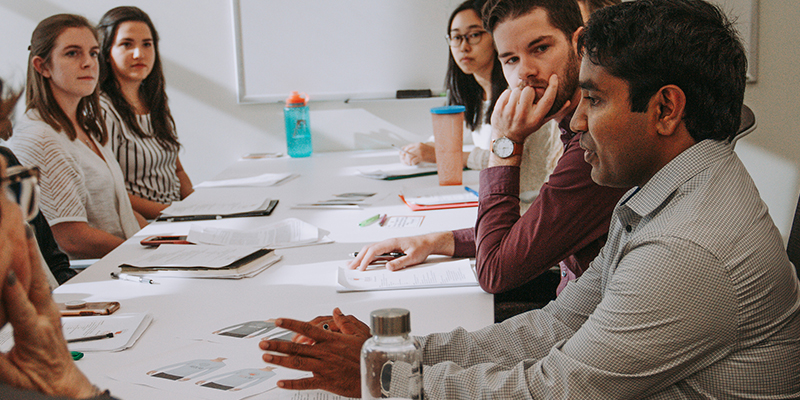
361, 308, 424, 399
284, 91, 312, 158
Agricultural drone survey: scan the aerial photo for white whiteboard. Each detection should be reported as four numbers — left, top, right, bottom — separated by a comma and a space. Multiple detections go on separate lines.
232, 0, 460, 103
232, 0, 758, 104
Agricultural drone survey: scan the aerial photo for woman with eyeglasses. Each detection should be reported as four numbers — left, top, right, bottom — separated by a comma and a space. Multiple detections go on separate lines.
97, 6, 193, 220
8, 14, 144, 260
399, 0, 563, 207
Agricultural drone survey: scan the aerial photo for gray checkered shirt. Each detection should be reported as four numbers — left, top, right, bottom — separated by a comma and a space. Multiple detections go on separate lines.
405, 140, 800, 399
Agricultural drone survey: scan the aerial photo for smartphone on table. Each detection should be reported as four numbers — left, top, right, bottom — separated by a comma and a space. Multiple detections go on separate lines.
140, 235, 193, 247
58, 301, 120, 317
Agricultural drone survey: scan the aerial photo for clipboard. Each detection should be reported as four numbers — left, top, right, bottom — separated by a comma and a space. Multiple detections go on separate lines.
154, 199, 279, 222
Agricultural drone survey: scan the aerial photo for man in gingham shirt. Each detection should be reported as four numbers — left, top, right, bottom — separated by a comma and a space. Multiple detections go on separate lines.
259, 0, 800, 398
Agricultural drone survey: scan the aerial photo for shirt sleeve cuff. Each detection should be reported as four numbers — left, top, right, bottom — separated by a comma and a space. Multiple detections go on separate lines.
452, 228, 476, 258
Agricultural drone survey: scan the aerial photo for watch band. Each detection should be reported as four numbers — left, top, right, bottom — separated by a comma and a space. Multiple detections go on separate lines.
491, 137, 523, 158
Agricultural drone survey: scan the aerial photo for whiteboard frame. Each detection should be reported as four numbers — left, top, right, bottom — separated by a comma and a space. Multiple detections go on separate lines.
232, 0, 758, 104
231, 0, 456, 104
743, 0, 758, 82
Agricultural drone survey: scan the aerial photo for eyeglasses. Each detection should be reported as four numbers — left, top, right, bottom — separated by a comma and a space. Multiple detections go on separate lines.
445, 30, 487, 47
2, 165, 40, 222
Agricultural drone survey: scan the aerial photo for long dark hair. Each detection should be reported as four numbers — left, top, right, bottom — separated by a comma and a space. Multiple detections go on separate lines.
444, 0, 506, 132
97, 6, 179, 150
26, 14, 107, 144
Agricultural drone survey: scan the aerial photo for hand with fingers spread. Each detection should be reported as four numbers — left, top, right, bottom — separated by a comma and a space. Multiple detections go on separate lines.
260, 308, 371, 398
399, 142, 436, 166
491, 74, 569, 145
346, 232, 455, 272
290, 313, 370, 345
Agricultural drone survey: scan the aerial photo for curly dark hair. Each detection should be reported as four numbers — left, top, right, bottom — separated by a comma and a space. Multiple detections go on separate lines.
579, 0, 746, 142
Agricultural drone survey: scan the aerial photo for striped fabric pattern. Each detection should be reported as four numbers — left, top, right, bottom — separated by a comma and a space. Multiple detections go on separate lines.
100, 95, 180, 204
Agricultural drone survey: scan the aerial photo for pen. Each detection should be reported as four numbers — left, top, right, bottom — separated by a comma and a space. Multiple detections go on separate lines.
358, 214, 381, 227
67, 332, 114, 344
349, 252, 406, 258
162, 215, 223, 222
378, 214, 388, 226
111, 272, 156, 285
464, 186, 479, 197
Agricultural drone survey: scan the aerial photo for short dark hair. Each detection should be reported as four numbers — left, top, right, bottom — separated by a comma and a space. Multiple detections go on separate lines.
576, 0, 621, 15
482, 0, 583, 41
579, 0, 747, 142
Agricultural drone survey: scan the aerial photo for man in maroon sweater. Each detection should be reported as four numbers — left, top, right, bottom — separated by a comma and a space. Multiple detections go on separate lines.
348, 0, 628, 297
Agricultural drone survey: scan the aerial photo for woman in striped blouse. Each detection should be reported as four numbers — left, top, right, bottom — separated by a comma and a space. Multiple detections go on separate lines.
97, 6, 193, 219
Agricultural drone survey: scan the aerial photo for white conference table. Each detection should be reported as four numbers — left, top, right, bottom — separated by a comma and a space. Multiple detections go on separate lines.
54, 149, 493, 400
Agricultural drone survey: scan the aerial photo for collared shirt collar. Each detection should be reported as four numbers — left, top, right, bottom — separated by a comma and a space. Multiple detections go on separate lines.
620, 139, 733, 220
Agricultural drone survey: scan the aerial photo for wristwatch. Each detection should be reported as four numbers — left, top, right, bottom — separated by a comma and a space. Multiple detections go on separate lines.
491, 136, 523, 158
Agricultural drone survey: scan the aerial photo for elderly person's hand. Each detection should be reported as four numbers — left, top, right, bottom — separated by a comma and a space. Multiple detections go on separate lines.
260, 308, 370, 398
0, 158, 100, 399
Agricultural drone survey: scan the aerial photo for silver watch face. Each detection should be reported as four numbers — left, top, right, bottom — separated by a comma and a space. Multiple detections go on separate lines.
493, 137, 515, 158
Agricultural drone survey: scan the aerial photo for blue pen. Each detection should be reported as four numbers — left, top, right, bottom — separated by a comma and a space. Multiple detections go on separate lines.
464, 186, 479, 197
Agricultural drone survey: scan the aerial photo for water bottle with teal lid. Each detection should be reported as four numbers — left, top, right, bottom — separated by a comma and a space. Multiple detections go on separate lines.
284, 91, 312, 158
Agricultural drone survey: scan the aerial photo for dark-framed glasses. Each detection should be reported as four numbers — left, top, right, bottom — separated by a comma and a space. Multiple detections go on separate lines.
2, 165, 40, 222
445, 30, 487, 47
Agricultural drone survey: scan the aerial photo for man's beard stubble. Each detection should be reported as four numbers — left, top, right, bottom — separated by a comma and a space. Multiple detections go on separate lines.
517, 50, 580, 118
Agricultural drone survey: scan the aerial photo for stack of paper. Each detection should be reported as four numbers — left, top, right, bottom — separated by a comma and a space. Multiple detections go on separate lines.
400, 185, 479, 211
337, 258, 478, 292
357, 162, 438, 180
0, 313, 153, 353
186, 218, 332, 248
156, 189, 278, 222
293, 192, 375, 210
64, 313, 153, 352
119, 245, 282, 279
194, 172, 297, 188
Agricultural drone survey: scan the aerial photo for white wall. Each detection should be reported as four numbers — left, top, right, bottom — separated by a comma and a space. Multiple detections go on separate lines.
1, 0, 798, 234
0, 0, 447, 183
738, 1, 800, 238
